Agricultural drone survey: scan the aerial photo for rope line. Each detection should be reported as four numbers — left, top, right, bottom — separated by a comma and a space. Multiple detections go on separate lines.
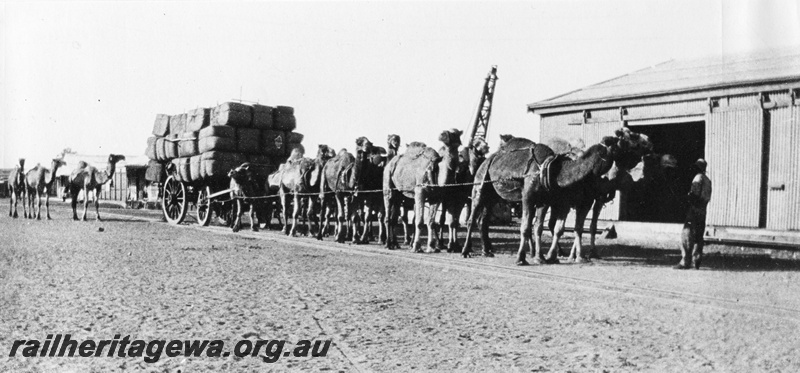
200, 175, 533, 202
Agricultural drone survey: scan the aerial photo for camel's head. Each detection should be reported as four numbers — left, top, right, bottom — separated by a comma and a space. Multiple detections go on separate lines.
471, 137, 490, 156
52, 158, 67, 169
228, 163, 252, 181
355, 137, 374, 154
439, 128, 463, 149
109, 154, 126, 165
316, 144, 335, 162
387, 134, 401, 150
606, 128, 653, 171
288, 145, 305, 161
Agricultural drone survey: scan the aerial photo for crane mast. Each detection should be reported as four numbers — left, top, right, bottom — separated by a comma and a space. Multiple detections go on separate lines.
466, 65, 499, 143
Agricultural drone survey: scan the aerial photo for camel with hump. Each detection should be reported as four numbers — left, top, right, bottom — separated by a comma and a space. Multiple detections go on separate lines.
66, 154, 126, 221
25, 157, 67, 220
463, 128, 652, 264
350, 137, 388, 244
7, 158, 27, 218
535, 129, 650, 263
437, 137, 490, 252
270, 145, 334, 236
317, 147, 358, 242
383, 128, 462, 252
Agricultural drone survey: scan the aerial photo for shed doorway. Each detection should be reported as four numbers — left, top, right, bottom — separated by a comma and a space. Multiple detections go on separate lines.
622, 121, 705, 223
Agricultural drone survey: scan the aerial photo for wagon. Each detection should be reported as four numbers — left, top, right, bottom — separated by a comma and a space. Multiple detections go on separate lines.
161, 162, 240, 226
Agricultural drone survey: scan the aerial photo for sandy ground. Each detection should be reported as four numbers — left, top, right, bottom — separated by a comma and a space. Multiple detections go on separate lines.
2, 203, 800, 372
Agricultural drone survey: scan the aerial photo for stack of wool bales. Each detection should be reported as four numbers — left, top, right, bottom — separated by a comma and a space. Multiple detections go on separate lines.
145, 102, 303, 183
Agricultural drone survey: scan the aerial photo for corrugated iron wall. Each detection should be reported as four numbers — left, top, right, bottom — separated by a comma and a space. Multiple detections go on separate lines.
766, 105, 800, 230
705, 109, 764, 227
540, 113, 583, 144
626, 99, 707, 120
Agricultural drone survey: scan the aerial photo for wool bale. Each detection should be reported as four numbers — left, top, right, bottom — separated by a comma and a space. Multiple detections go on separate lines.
198, 125, 236, 139
170, 113, 187, 135
165, 134, 180, 159
190, 155, 202, 181
156, 137, 167, 161
199, 136, 237, 153
273, 111, 296, 131
201, 152, 246, 179
170, 158, 191, 182
276, 105, 294, 115
252, 104, 274, 129
285, 131, 304, 144
236, 128, 262, 154
145, 137, 158, 160
261, 130, 286, 156
152, 114, 170, 137
186, 108, 211, 132
145, 160, 165, 182
178, 131, 200, 157
247, 154, 277, 181
212, 102, 252, 127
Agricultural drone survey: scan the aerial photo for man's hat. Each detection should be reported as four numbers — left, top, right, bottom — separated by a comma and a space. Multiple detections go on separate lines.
694, 158, 707, 172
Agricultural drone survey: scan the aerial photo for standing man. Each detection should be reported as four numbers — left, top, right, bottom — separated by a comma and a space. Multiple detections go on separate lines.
677, 158, 712, 269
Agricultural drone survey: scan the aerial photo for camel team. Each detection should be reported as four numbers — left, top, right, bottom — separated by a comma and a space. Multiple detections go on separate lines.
7, 154, 126, 221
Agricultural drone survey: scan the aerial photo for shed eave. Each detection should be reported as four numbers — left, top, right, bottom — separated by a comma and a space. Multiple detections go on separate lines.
527, 76, 800, 114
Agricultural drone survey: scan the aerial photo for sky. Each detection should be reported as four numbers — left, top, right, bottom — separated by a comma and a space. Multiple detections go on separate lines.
2, 0, 800, 168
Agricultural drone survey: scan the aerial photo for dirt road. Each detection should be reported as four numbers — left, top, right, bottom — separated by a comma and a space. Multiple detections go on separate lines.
2, 204, 799, 372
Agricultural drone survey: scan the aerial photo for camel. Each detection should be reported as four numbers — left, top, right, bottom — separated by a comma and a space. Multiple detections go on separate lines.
271, 145, 334, 236
317, 148, 358, 242
351, 137, 387, 244
463, 128, 652, 264
67, 154, 126, 221
386, 134, 414, 244
24, 158, 67, 220
7, 158, 27, 218
438, 137, 490, 252
228, 162, 271, 232
383, 128, 462, 252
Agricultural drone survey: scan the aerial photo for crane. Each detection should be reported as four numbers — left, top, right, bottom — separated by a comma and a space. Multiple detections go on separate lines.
465, 65, 499, 143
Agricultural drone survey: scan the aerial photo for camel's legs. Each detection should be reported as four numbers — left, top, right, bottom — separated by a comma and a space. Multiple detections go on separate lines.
280, 191, 290, 235
232, 199, 244, 232
289, 193, 301, 236
81, 187, 89, 221
35, 190, 43, 220
335, 193, 347, 243
411, 189, 426, 252
45, 189, 52, 220
588, 199, 604, 258
94, 188, 102, 221
545, 205, 569, 262
570, 203, 592, 262
426, 202, 440, 252
463, 182, 488, 257
532, 205, 547, 264
249, 202, 258, 231
516, 197, 537, 265
71, 191, 79, 220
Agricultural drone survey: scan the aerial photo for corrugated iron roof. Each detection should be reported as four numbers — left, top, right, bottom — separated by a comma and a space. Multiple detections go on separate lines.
528, 47, 800, 111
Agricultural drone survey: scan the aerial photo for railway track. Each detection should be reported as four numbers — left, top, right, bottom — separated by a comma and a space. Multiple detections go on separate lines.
104, 211, 800, 323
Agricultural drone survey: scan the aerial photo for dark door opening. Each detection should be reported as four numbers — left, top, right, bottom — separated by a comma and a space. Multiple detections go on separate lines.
622, 121, 705, 223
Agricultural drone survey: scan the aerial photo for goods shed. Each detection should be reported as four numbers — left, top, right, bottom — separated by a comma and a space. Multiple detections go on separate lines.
528, 48, 800, 237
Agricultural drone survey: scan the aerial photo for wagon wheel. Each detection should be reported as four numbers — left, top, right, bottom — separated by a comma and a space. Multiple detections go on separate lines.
196, 185, 212, 226
162, 175, 188, 225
